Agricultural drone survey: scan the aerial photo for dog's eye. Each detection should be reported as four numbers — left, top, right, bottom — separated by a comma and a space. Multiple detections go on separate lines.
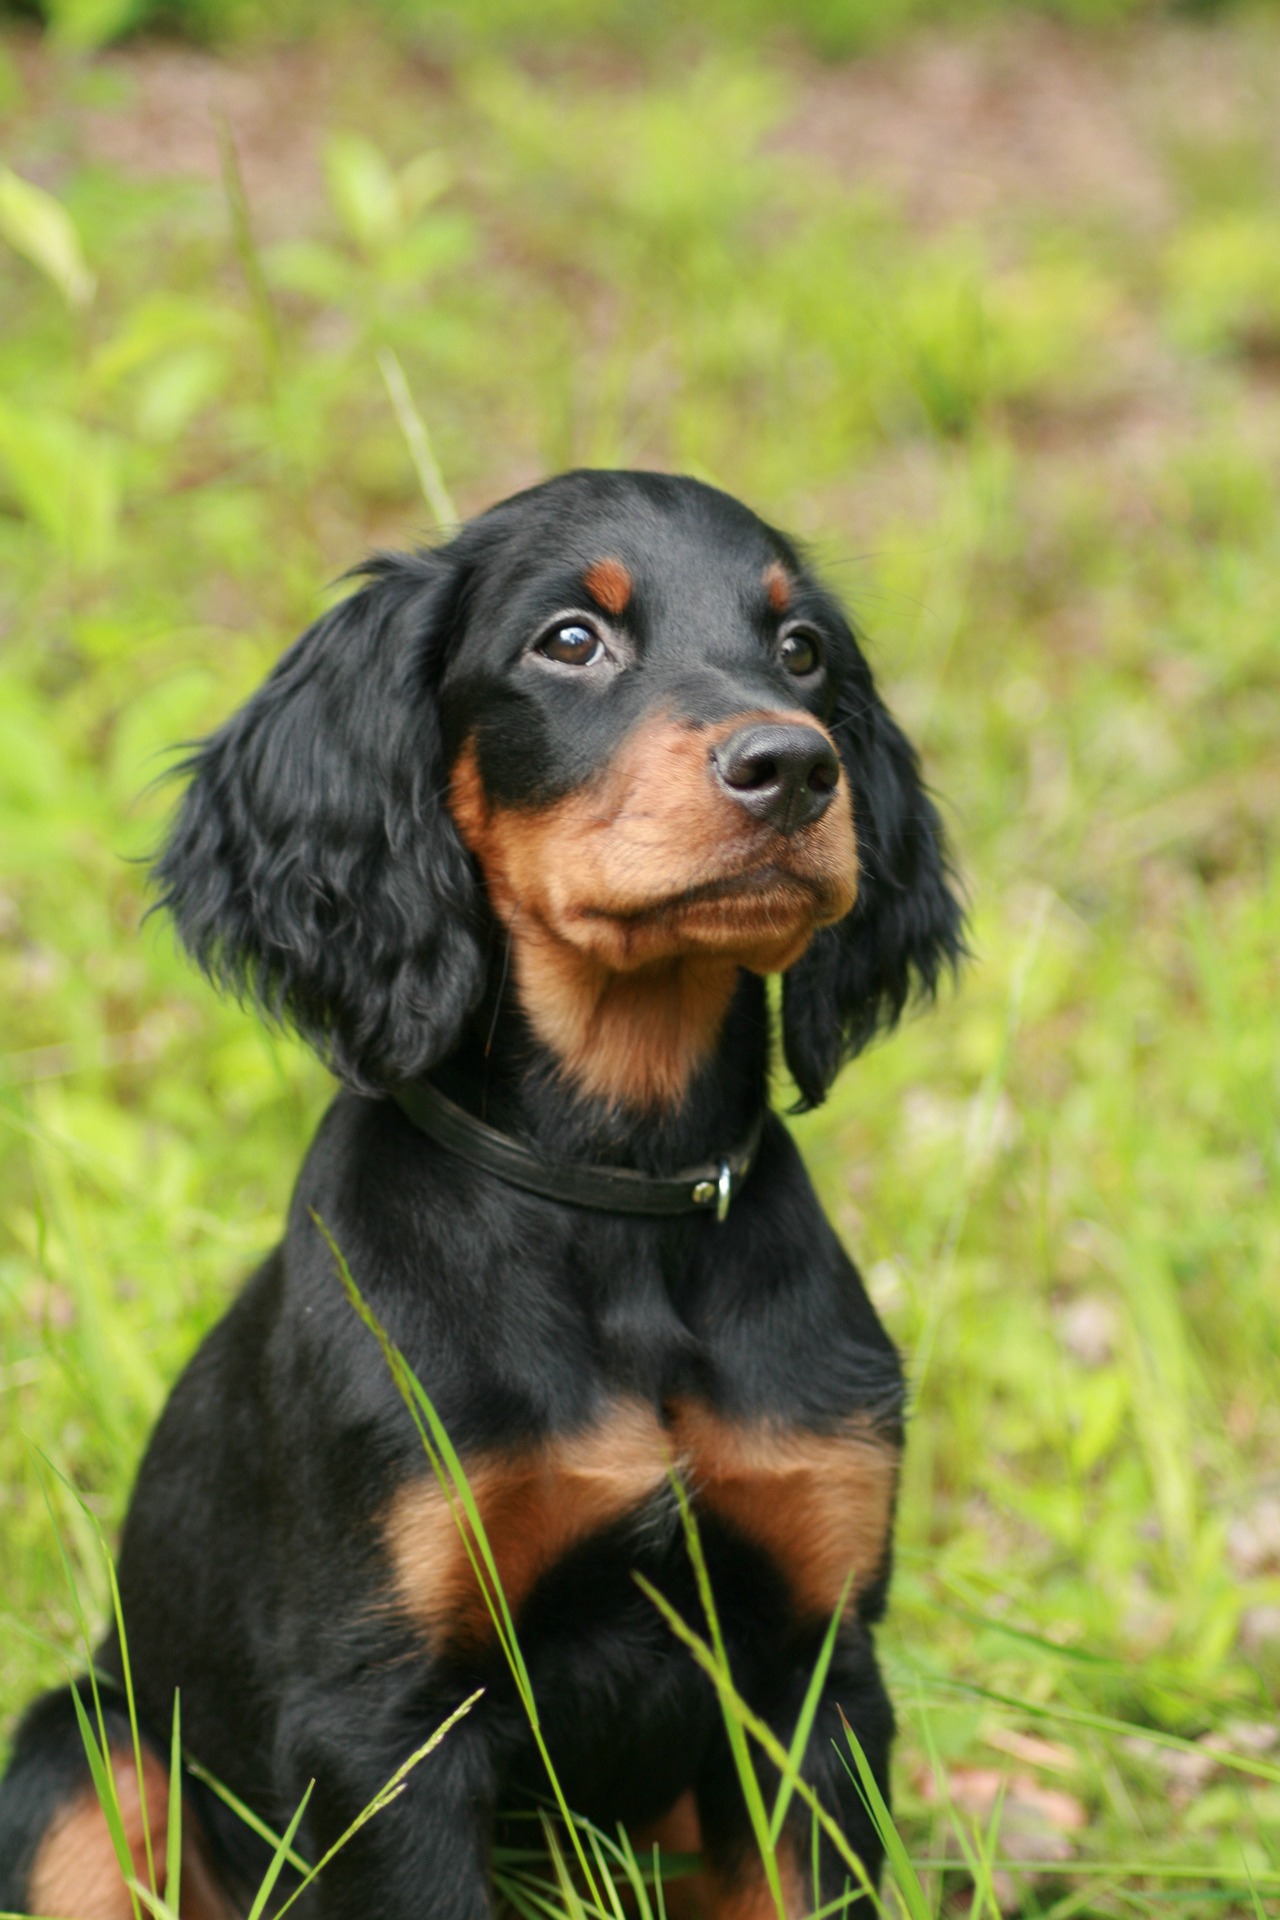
779, 629, 822, 676
538, 623, 605, 668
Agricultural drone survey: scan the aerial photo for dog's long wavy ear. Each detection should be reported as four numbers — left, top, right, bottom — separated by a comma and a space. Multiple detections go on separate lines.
782, 636, 965, 1110
152, 549, 486, 1091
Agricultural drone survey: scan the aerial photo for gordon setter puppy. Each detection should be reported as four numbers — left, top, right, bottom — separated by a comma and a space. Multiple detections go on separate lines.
0, 471, 962, 1920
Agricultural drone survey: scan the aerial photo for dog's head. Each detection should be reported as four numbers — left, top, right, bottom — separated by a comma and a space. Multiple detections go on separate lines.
155, 471, 962, 1110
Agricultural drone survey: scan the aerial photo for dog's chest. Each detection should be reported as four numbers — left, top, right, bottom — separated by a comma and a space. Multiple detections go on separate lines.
382, 1396, 898, 1648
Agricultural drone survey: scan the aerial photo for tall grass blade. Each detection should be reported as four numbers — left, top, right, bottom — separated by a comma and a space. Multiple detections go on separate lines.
666, 1474, 786, 1918
68, 1680, 140, 1916
244, 1782, 313, 1920
165, 1691, 183, 1914
378, 346, 457, 530
584, 1824, 629, 1920
1242, 1850, 1268, 1920
652, 1842, 668, 1920
314, 1214, 604, 1910
33, 1451, 143, 1920
36, 1450, 159, 1899
215, 114, 281, 381
769, 1567, 855, 1845
911, 887, 1050, 1406
540, 1816, 590, 1920
183, 1761, 312, 1876
312, 1213, 531, 1699
835, 1712, 930, 1920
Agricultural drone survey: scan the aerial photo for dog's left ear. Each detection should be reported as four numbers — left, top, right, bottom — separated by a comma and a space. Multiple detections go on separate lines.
152, 548, 489, 1091
782, 636, 965, 1109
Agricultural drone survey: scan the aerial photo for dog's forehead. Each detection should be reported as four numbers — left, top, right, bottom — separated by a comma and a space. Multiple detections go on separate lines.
462, 475, 790, 644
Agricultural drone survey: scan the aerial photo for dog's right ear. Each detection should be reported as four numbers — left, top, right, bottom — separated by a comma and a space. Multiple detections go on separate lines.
152, 549, 487, 1091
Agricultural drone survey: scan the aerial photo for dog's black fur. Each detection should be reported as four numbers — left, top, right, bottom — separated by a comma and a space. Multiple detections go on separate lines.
0, 472, 962, 1920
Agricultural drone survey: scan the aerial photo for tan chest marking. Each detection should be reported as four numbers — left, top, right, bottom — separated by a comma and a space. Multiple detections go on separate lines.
383, 1400, 673, 1646
670, 1401, 899, 1621
383, 1400, 898, 1646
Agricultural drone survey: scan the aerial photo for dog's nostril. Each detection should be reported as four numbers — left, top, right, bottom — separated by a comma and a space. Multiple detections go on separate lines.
712, 724, 840, 830
731, 755, 778, 792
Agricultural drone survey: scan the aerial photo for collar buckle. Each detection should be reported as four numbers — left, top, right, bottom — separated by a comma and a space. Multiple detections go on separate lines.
692, 1161, 735, 1221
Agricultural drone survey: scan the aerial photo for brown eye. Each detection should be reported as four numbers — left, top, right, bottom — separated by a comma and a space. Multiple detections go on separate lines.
780, 629, 821, 676
538, 622, 605, 667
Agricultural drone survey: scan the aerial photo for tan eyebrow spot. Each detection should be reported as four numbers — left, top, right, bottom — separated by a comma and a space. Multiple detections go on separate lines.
763, 561, 792, 614
583, 557, 633, 617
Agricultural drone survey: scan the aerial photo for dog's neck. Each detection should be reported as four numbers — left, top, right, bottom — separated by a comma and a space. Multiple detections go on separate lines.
428, 967, 771, 1177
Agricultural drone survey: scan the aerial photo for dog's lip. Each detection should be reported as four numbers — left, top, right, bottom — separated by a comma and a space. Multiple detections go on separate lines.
576, 862, 827, 926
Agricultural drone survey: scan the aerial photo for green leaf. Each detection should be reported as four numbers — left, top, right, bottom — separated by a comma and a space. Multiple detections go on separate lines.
0, 166, 94, 307
0, 399, 120, 571
45, 0, 145, 49
325, 134, 402, 251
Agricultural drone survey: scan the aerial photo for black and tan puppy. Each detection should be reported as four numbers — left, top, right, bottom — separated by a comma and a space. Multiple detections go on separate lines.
0, 471, 962, 1920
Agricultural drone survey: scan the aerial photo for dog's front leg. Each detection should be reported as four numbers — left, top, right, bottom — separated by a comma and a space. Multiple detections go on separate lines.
277, 1683, 501, 1920
692, 1621, 894, 1918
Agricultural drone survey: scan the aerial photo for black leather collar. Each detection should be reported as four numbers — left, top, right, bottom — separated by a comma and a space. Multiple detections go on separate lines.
391, 1077, 766, 1220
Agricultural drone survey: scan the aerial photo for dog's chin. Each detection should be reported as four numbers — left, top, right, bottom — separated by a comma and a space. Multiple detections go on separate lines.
561, 864, 857, 975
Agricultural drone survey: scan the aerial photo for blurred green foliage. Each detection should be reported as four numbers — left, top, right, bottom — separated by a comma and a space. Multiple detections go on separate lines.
2, 3, 1279, 1911
0, 0, 1252, 56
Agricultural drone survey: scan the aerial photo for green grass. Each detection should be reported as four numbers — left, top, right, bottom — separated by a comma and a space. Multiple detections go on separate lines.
2, 6, 1280, 1914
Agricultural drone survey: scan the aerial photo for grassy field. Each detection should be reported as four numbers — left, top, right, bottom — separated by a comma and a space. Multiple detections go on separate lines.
2, 4, 1279, 1914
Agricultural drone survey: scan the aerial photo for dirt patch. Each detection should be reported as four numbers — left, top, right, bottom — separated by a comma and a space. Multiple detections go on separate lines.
86, 41, 334, 233
775, 17, 1171, 234
11, 11, 1280, 248
774, 13, 1280, 238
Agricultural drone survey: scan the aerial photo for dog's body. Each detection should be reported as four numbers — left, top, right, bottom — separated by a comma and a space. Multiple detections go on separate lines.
0, 473, 961, 1920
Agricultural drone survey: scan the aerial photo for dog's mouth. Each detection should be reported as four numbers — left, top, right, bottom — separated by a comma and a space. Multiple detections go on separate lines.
578, 860, 831, 926
562, 847, 856, 976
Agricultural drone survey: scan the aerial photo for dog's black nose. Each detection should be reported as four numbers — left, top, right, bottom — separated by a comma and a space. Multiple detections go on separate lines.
711, 724, 840, 831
